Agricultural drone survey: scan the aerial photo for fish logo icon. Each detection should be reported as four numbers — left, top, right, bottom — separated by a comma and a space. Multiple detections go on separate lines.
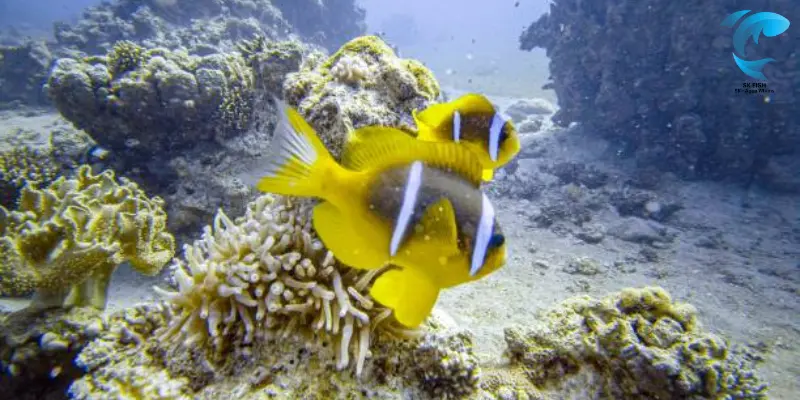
721, 10, 791, 80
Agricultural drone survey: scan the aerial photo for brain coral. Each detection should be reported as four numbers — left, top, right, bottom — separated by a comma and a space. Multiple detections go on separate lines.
0, 165, 175, 308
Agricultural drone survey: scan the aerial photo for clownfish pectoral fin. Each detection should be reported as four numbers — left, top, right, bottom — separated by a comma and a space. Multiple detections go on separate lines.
342, 126, 483, 187
312, 202, 388, 270
481, 168, 494, 182
404, 197, 460, 258
369, 268, 440, 327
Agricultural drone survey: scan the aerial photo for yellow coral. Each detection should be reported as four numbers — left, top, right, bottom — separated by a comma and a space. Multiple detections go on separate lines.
0, 165, 175, 308
155, 195, 410, 376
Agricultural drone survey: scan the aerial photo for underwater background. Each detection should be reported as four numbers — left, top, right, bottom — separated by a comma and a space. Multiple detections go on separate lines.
0, 0, 797, 399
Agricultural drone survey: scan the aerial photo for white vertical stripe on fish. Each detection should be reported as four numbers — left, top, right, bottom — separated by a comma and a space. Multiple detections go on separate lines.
488, 113, 504, 161
390, 161, 424, 256
452, 111, 461, 143
470, 192, 495, 276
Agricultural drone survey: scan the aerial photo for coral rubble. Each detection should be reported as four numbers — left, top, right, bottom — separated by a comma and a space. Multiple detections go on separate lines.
284, 35, 440, 160
520, 1, 800, 186
0, 165, 175, 308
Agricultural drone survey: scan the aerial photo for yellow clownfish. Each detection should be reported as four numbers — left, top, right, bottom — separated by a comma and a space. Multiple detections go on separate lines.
412, 93, 521, 182
256, 102, 508, 327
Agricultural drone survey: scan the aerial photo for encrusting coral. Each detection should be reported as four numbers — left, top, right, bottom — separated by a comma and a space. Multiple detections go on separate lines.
501, 287, 768, 399
283, 35, 441, 160
154, 194, 406, 376
0, 165, 175, 308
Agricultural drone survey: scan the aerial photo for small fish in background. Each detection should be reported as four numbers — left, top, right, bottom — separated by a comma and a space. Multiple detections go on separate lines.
79, 144, 111, 167
412, 93, 521, 181
255, 102, 508, 327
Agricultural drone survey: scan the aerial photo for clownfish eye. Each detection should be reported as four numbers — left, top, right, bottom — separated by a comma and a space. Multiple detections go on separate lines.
488, 233, 505, 248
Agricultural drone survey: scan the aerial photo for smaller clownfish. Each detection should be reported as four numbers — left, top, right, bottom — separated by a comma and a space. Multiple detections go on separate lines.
412, 93, 521, 182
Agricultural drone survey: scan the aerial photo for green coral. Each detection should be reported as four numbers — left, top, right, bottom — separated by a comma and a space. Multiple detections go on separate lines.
503, 287, 768, 399
0, 165, 175, 308
106, 40, 147, 78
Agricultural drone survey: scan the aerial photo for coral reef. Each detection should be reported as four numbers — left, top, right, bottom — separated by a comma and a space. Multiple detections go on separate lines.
502, 287, 768, 399
52, 0, 364, 56
0, 40, 53, 107
66, 195, 483, 399
272, 0, 367, 50
520, 0, 800, 186
47, 43, 256, 158
0, 113, 96, 209
0, 306, 106, 400
53, 0, 290, 56
0, 165, 175, 307
46, 37, 323, 238
284, 35, 441, 159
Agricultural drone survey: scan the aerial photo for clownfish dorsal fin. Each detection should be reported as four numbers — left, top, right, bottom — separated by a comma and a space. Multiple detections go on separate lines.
341, 126, 483, 187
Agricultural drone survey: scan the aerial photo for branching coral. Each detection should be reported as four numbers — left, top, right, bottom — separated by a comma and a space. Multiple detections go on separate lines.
155, 194, 405, 376
502, 287, 768, 399
0, 165, 175, 308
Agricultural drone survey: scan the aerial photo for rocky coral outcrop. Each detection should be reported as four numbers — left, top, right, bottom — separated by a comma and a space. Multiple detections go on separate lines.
0, 307, 106, 400
0, 40, 53, 107
520, 0, 800, 187
53, 0, 364, 56
284, 35, 441, 160
46, 39, 311, 237
500, 287, 768, 399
